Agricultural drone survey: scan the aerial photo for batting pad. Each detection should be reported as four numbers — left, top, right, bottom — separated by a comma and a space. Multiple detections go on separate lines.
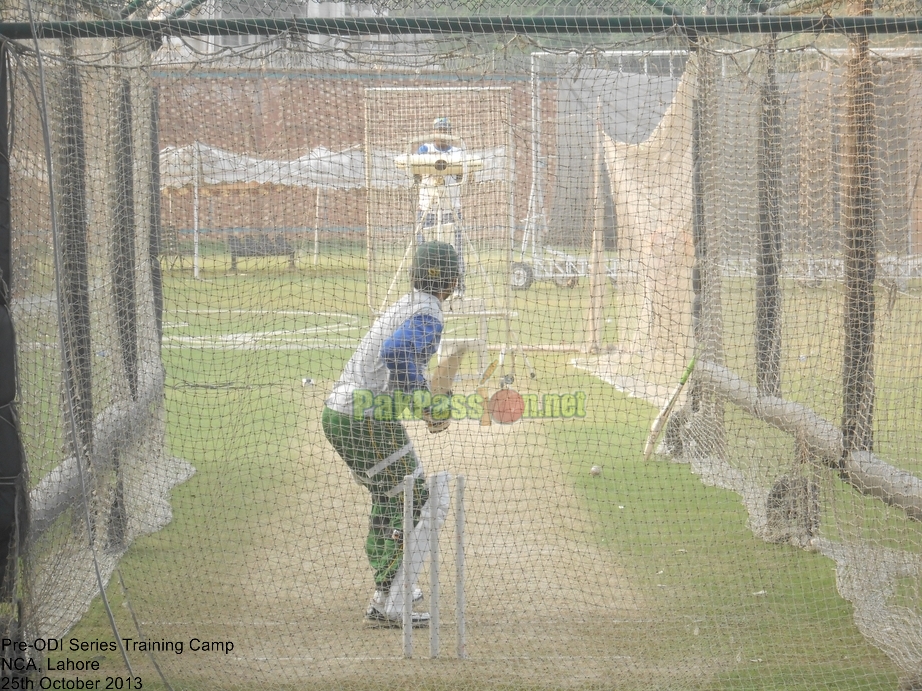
384, 471, 451, 615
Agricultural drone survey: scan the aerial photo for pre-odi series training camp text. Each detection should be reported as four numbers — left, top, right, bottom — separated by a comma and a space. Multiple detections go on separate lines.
0, 637, 234, 689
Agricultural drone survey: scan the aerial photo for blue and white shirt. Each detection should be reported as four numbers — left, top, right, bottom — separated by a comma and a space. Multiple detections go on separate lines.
325, 291, 444, 416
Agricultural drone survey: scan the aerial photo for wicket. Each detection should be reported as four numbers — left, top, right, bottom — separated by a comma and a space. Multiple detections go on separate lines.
402, 473, 466, 659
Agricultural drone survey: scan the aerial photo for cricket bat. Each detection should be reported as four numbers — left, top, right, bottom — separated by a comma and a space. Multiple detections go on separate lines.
643, 356, 697, 460
476, 358, 500, 426
429, 342, 469, 396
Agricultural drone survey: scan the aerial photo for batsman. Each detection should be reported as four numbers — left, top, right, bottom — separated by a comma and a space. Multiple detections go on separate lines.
321, 241, 461, 627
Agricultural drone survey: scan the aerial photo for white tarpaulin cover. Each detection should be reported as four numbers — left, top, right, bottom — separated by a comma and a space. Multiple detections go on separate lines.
579, 56, 697, 407
159, 143, 507, 190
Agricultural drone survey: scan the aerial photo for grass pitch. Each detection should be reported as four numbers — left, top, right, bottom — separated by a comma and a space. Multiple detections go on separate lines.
57, 245, 920, 690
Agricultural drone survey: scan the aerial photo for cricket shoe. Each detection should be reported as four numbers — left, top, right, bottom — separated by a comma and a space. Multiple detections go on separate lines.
364, 589, 429, 628
371, 587, 424, 604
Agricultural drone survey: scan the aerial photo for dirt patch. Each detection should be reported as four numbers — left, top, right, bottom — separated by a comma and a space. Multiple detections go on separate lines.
150, 384, 646, 689
124, 385, 648, 691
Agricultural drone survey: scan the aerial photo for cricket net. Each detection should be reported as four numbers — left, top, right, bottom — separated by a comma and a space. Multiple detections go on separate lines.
2, 2, 922, 690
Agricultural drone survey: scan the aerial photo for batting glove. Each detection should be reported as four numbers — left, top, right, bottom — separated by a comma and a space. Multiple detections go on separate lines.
422, 409, 451, 434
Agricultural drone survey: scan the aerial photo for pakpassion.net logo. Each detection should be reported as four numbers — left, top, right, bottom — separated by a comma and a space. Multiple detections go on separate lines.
353, 389, 587, 424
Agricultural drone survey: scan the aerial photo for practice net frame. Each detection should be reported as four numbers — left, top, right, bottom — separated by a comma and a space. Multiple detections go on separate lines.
1, 3, 921, 690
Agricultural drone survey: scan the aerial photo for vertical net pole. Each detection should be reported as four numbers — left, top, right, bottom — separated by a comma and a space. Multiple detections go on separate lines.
842, 12, 877, 462
313, 188, 321, 266
364, 99, 375, 316
586, 105, 606, 354
525, 51, 540, 262
690, 43, 706, 415
0, 42, 26, 635
756, 38, 783, 397
149, 85, 163, 346
429, 473, 440, 658
0, 44, 9, 294
110, 76, 140, 550
114, 78, 139, 400
502, 88, 517, 373
455, 475, 466, 659
687, 42, 725, 459
403, 474, 414, 657
192, 142, 200, 280
59, 38, 94, 460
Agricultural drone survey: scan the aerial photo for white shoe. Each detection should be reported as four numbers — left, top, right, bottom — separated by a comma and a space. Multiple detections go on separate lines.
364, 589, 429, 628
366, 587, 423, 606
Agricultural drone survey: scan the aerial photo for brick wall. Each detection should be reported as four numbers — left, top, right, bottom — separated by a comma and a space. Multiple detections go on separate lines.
156, 70, 539, 243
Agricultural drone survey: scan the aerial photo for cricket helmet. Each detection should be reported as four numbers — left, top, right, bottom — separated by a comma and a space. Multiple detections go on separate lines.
411, 241, 460, 294
433, 117, 452, 133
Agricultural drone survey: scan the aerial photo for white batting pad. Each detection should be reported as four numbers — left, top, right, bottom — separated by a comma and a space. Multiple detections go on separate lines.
384, 471, 451, 616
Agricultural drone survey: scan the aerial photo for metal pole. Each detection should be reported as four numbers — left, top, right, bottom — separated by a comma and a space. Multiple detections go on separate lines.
403, 474, 414, 657
192, 142, 200, 280
364, 99, 375, 317
313, 188, 321, 266
455, 475, 466, 659
59, 39, 94, 456
7, 16, 922, 40
587, 105, 606, 354
503, 89, 517, 376
523, 52, 539, 261
149, 86, 164, 346
756, 38, 782, 397
841, 15, 877, 464
687, 39, 726, 459
429, 474, 440, 658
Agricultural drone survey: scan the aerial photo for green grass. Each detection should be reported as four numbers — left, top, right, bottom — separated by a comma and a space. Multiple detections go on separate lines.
533, 356, 901, 689
56, 255, 922, 690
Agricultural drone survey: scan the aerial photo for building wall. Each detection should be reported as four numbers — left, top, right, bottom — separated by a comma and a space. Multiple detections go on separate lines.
155, 69, 536, 243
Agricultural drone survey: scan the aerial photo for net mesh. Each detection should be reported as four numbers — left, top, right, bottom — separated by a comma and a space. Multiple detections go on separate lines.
3, 3, 922, 689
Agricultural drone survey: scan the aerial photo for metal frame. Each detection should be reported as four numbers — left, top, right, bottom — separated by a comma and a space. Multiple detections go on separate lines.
2, 16, 922, 39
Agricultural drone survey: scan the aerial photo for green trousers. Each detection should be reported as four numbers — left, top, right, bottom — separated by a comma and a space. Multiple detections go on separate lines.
321, 406, 429, 589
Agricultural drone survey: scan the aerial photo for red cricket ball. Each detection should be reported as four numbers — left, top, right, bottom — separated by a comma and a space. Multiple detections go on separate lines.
489, 389, 525, 424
